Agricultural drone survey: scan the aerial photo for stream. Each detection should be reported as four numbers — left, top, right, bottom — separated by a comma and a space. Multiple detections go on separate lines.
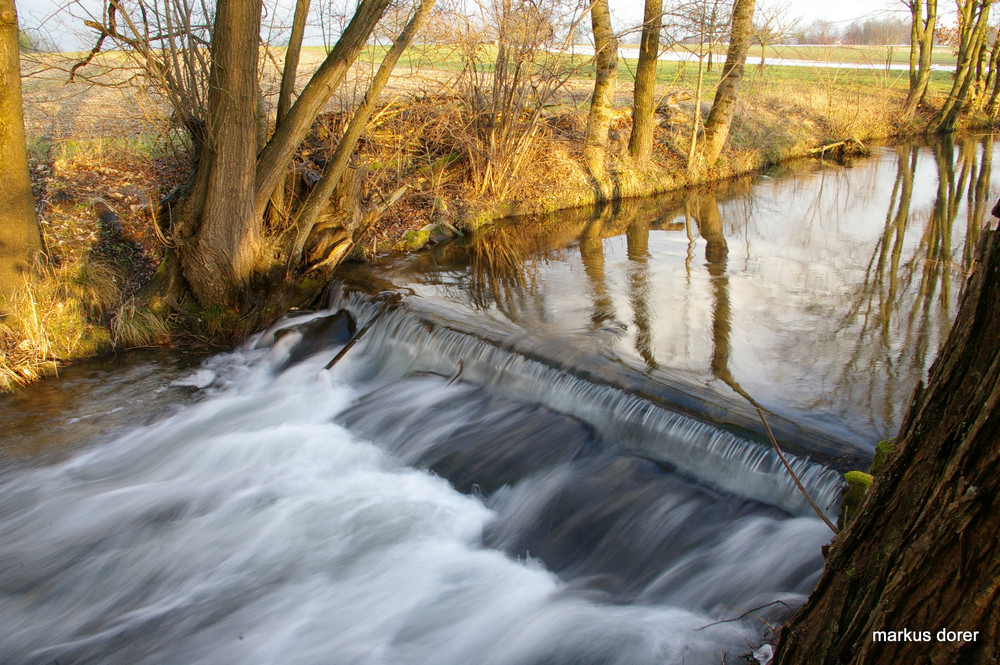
0, 136, 995, 664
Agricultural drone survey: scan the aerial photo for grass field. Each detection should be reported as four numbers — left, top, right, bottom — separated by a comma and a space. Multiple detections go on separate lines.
343, 42, 959, 107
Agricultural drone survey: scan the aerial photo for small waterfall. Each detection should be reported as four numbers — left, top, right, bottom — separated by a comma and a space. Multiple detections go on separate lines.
320, 288, 845, 520
0, 323, 823, 665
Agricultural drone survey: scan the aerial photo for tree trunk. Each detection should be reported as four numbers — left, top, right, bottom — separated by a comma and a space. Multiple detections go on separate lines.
698, 0, 755, 167
276, 0, 310, 125
985, 38, 1000, 117
775, 224, 1000, 664
903, 0, 936, 116
252, 0, 391, 219
287, 0, 437, 265
177, 0, 262, 306
0, 0, 43, 303
584, 0, 617, 198
628, 0, 662, 162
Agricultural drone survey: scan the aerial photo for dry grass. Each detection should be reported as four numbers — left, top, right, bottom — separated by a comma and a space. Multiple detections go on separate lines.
0, 260, 116, 390
111, 298, 173, 348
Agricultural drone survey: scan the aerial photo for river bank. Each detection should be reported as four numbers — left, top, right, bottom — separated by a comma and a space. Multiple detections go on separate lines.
1, 53, 994, 389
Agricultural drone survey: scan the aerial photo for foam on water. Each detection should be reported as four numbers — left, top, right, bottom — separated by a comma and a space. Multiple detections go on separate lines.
0, 299, 838, 664
325, 289, 844, 519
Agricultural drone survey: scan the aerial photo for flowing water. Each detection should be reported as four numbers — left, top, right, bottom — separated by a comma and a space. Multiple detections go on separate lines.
0, 136, 995, 664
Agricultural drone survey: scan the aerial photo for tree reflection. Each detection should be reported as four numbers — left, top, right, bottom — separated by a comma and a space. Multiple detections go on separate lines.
690, 192, 760, 406
626, 217, 657, 370
580, 206, 617, 329
838, 135, 995, 435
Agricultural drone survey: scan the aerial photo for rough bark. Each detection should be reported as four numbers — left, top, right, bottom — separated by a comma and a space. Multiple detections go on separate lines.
775, 225, 1000, 664
903, 0, 937, 116
698, 0, 755, 167
628, 0, 662, 162
583, 0, 617, 198
0, 0, 43, 303
177, 0, 261, 306
930, 0, 992, 133
253, 0, 391, 219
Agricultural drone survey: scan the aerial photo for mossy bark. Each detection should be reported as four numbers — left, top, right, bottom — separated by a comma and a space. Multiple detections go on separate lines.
0, 0, 43, 303
176, 0, 262, 306
775, 227, 1000, 664
628, 0, 662, 162
699, 0, 755, 167
583, 0, 617, 199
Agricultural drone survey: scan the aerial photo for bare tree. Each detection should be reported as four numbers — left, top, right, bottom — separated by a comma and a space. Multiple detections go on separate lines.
452, 0, 587, 198
77, 0, 439, 314
0, 0, 44, 303
753, 0, 797, 69
930, 0, 994, 133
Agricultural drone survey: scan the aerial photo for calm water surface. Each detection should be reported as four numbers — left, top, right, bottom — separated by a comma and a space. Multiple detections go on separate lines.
0, 136, 994, 664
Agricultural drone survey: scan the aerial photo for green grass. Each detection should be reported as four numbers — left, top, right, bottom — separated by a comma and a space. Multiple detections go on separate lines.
49, 133, 186, 162
345, 41, 958, 101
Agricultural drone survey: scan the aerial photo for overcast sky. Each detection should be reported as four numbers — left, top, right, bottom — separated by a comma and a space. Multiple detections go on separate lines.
16, 0, 911, 51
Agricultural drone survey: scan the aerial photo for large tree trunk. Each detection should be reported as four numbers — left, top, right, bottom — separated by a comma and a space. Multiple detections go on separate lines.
178, 0, 262, 306
775, 224, 1000, 664
628, 0, 662, 162
0, 0, 43, 303
583, 0, 617, 198
698, 0, 755, 167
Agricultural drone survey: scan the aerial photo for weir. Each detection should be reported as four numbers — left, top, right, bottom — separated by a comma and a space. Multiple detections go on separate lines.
293, 287, 847, 520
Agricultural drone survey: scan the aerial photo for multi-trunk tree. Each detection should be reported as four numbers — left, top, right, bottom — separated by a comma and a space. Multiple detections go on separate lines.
82, 0, 433, 317
0, 0, 44, 304
930, 0, 994, 132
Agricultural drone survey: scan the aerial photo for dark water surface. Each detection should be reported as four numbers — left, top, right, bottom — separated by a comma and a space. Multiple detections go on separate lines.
0, 136, 994, 664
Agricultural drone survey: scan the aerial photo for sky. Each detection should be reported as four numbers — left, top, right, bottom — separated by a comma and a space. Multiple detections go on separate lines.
16, 0, 910, 51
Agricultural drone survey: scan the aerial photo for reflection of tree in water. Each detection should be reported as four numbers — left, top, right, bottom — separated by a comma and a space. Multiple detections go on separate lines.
579, 207, 617, 329
626, 218, 657, 370
693, 192, 762, 406
839, 136, 995, 435
448, 219, 581, 319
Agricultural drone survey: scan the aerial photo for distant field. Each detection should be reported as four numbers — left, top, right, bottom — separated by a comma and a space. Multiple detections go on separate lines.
21, 42, 959, 140
348, 42, 957, 104
619, 44, 959, 68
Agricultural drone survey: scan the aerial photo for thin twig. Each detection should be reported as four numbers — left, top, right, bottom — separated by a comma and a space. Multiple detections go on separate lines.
323, 296, 398, 370
696, 600, 792, 631
757, 407, 838, 533
447, 359, 464, 385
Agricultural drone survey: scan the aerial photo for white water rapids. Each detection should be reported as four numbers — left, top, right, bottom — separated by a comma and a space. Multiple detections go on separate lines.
0, 302, 835, 665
